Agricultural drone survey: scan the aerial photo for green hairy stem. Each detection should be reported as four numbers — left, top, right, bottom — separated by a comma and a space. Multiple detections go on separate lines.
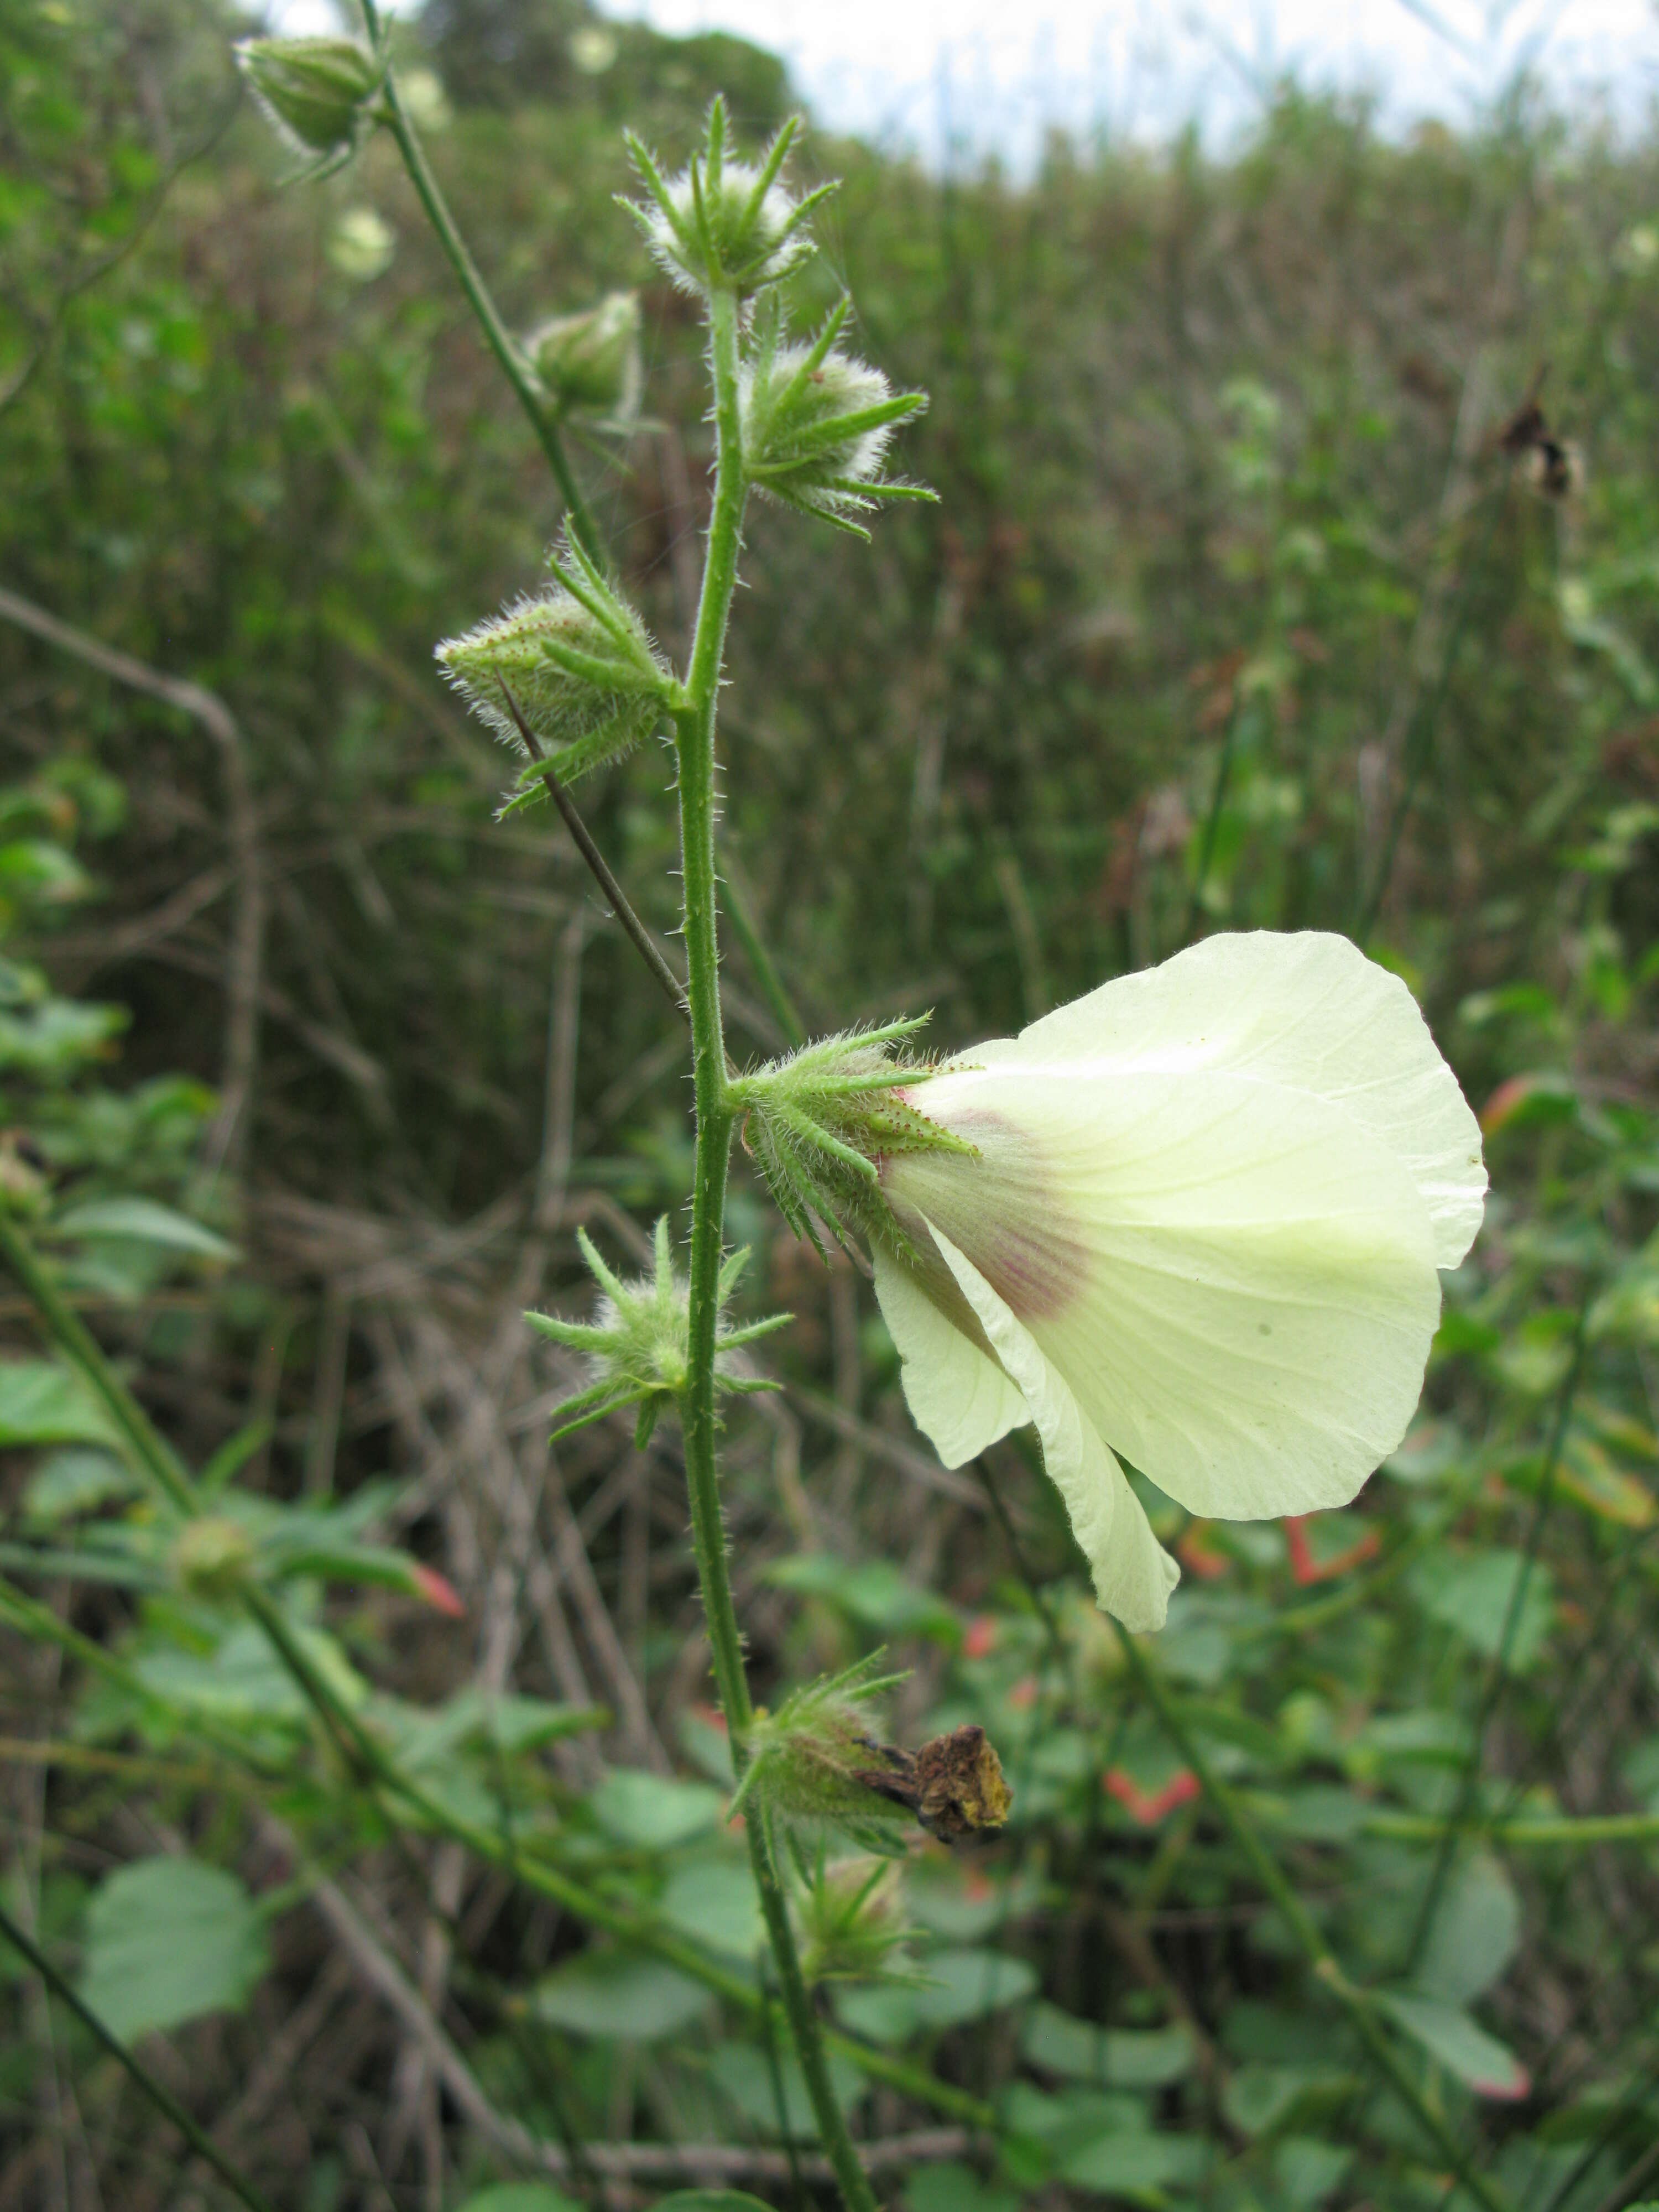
671, 281, 883, 2212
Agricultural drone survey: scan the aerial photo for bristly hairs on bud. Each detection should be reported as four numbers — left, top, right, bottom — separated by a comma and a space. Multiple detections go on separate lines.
527, 1218, 789, 1448
435, 532, 677, 803
235, 36, 387, 178
729, 1652, 914, 1855
731, 1016, 977, 1263
620, 96, 836, 300
794, 1852, 917, 1987
740, 295, 934, 539
525, 290, 643, 433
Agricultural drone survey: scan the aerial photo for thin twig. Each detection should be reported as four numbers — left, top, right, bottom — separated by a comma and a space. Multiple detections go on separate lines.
496, 681, 690, 1025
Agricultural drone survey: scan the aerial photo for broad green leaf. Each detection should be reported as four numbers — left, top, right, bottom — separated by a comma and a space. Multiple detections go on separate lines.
135, 1619, 364, 1725
52, 1197, 236, 1260
1021, 2002, 1196, 2088
1411, 1549, 1556, 1672
1274, 2137, 1354, 2209
1376, 1991, 1530, 2100
649, 2195, 776, 2211
659, 1857, 764, 1960
591, 1767, 727, 1850
836, 1947, 1036, 2042
21, 1448, 140, 1524
906, 2165, 1021, 2212
1417, 1853, 1520, 2006
1000, 2080, 1149, 2154
1058, 2130, 1211, 2193
707, 2039, 864, 2137
1222, 2062, 1357, 2139
531, 1953, 711, 2041
764, 1551, 960, 1643
0, 1361, 119, 1449
453, 2189, 582, 2212
80, 1857, 267, 2041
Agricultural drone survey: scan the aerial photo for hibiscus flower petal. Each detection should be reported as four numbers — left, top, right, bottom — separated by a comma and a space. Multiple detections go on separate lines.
886, 1065, 1442, 1521
872, 1238, 1030, 1467
925, 1222, 1180, 1631
967, 931, 1485, 1270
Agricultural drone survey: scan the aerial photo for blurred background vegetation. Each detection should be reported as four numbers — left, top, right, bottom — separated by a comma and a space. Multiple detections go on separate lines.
2, 1, 1659, 2206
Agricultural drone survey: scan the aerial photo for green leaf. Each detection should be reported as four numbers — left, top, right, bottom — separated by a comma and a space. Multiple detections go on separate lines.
21, 1447, 139, 1524
590, 1767, 728, 1850
135, 1619, 364, 1725
764, 1551, 961, 1644
1416, 1853, 1520, 2006
531, 1953, 712, 2041
1410, 1548, 1556, 1672
659, 1856, 764, 1960
906, 2165, 1021, 2212
452, 2189, 582, 2212
1375, 1991, 1530, 2100
79, 1857, 268, 2041
51, 1197, 236, 1260
1057, 2130, 1212, 2194
1274, 2138, 1354, 2210
707, 2038, 864, 2137
1021, 2002, 1196, 2088
836, 1947, 1037, 2042
649, 2195, 778, 2211
0, 1361, 120, 1448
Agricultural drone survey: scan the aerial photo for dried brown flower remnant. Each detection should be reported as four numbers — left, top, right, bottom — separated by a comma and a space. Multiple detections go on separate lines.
854, 1723, 1013, 1844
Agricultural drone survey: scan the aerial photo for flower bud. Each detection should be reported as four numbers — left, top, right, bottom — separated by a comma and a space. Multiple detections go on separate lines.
236, 37, 383, 165
527, 1220, 787, 1447
623, 100, 833, 300
740, 300, 930, 536
733, 1016, 974, 1262
174, 1514, 256, 1599
796, 1858, 912, 1984
435, 536, 673, 785
730, 1655, 913, 1851
526, 292, 642, 427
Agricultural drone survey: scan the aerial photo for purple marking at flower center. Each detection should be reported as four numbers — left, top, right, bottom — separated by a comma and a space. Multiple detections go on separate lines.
882, 1097, 1086, 1324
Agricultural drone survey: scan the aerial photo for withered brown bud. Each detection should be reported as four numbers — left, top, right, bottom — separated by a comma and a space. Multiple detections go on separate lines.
853, 1723, 1013, 1844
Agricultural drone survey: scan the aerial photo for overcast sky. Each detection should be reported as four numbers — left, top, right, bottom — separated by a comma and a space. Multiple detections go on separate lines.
271, 0, 1659, 160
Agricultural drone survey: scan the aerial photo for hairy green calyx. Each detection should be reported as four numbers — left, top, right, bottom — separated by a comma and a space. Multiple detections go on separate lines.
733, 1016, 977, 1261
527, 1219, 788, 1447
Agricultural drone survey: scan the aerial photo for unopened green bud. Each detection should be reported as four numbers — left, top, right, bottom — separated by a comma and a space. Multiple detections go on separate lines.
623, 100, 833, 301
435, 535, 673, 785
527, 292, 642, 426
731, 1655, 912, 1851
796, 1858, 913, 1984
733, 1016, 974, 1261
236, 37, 383, 164
527, 1220, 788, 1446
174, 1515, 256, 1599
741, 300, 930, 536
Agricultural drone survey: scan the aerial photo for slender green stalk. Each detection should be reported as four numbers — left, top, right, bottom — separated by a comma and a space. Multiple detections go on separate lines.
356, 2, 599, 558
670, 284, 883, 2212
0, 1895, 281, 2212
1113, 1623, 1514, 2212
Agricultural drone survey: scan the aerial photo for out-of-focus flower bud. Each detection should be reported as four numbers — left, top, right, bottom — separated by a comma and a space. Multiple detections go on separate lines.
435, 535, 675, 785
174, 1515, 257, 1599
729, 1655, 914, 1851
732, 1015, 973, 1262
739, 299, 931, 537
526, 291, 643, 427
526, 1220, 787, 1447
796, 1858, 912, 1984
236, 37, 383, 168
622, 98, 833, 300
